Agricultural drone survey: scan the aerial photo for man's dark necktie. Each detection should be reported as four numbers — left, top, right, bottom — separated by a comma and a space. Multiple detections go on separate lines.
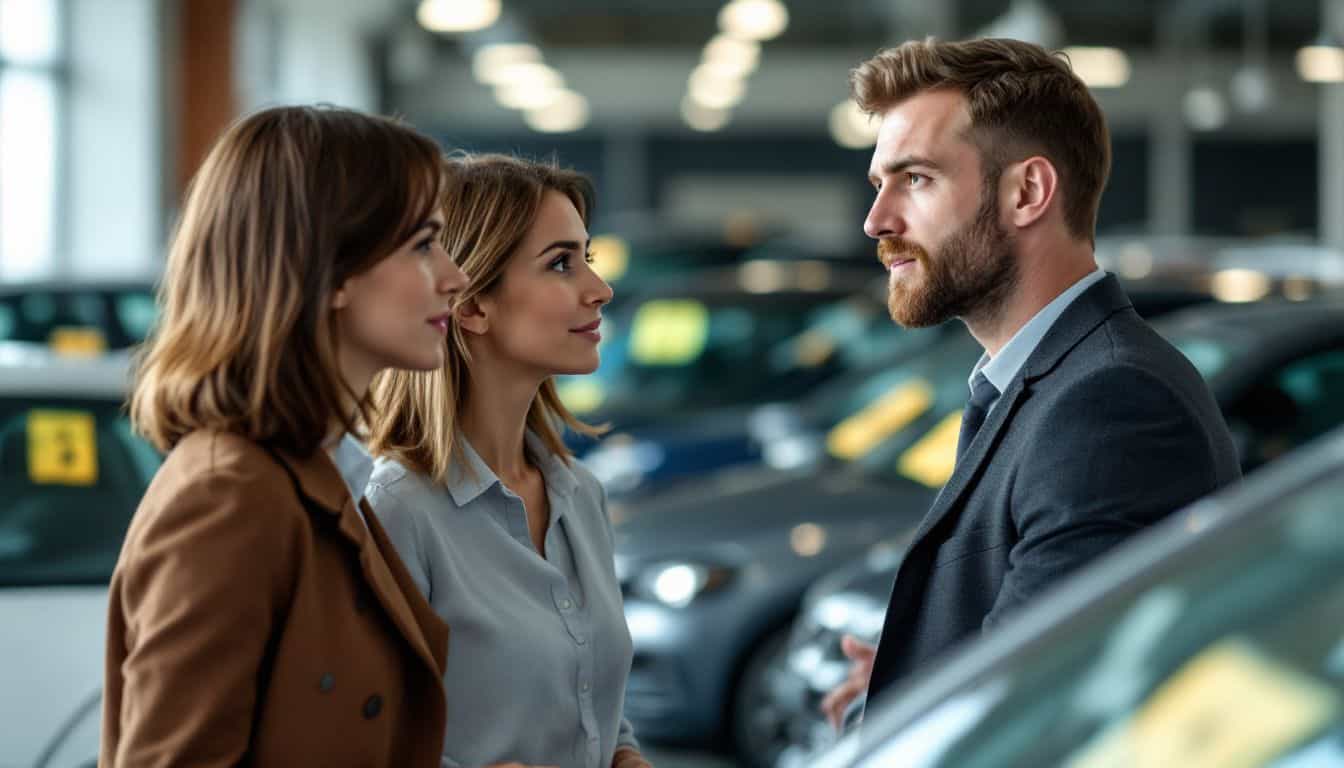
956, 372, 1000, 463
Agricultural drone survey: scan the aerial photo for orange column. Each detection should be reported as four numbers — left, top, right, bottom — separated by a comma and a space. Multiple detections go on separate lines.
176, 0, 236, 197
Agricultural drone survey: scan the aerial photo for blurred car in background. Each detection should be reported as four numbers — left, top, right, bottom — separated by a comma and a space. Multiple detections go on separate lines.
0, 345, 158, 768
613, 280, 1219, 765
558, 259, 880, 448
775, 297, 1344, 766
812, 424, 1344, 768
0, 280, 158, 354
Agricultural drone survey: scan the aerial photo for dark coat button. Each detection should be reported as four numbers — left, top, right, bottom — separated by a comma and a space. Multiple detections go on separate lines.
319, 674, 335, 692
363, 694, 383, 719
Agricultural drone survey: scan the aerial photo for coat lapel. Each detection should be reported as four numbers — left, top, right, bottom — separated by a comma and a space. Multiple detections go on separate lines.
900, 274, 1134, 555
269, 446, 447, 676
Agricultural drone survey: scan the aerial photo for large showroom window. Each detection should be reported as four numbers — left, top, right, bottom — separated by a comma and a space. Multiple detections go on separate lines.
0, 0, 62, 281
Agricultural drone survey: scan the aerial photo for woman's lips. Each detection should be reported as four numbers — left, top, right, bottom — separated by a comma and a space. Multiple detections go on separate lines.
570, 319, 601, 342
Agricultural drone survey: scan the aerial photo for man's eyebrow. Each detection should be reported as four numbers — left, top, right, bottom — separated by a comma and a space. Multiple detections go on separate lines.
880, 155, 942, 176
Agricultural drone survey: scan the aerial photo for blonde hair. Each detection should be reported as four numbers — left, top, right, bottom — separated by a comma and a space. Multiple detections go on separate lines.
367, 153, 604, 483
130, 105, 445, 455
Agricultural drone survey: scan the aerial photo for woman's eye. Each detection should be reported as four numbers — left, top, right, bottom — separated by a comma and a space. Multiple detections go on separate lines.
549, 254, 572, 272
413, 236, 435, 253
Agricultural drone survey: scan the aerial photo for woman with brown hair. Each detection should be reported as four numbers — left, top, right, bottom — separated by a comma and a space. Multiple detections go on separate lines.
102, 105, 467, 767
364, 153, 652, 768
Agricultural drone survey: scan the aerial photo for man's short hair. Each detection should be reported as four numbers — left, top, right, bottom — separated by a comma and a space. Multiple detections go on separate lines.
851, 37, 1111, 242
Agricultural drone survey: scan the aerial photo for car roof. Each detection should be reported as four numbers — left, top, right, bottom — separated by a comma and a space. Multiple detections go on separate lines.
1153, 297, 1344, 345
834, 425, 1344, 765
0, 344, 132, 399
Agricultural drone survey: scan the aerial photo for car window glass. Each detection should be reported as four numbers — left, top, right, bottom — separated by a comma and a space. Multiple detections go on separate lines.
1226, 348, 1344, 471
866, 467, 1344, 768
114, 290, 159, 340
0, 397, 160, 586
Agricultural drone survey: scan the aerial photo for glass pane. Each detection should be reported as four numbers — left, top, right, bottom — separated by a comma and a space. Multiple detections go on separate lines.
0, 0, 61, 65
0, 69, 56, 281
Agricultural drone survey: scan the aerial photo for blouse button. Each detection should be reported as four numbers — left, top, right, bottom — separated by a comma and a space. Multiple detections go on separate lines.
363, 694, 383, 719
560, 598, 573, 610
318, 674, 335, 693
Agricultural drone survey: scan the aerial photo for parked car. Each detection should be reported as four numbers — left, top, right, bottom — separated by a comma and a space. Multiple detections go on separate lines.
775, 297, 1344, 766
812, 423, 1344, 768
614, 281, 1221, 765
0, 345, 159, 767
0, 280, 158, 354
558, 260, 881, 450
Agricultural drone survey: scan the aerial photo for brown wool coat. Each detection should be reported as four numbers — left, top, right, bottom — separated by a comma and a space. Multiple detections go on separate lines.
100, 430, 450, 767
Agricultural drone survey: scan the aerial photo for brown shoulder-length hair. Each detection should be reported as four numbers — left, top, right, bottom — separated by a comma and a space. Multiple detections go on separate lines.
367, 153, 604, 484
850, 37, 1111, 243
130, 105, 445, 456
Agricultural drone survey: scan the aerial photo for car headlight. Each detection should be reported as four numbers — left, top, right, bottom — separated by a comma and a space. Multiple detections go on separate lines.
631, 561, 733, 608
810, 591, 886, 642
582, 440, 665, 494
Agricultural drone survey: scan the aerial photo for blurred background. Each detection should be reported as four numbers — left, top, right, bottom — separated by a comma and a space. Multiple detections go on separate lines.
6, 1, 1344, 767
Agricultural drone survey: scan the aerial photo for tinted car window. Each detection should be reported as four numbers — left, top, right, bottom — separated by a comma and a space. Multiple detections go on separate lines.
0, 396, 159, 586
859, 465, 1344, 768
0, 287, 157, 350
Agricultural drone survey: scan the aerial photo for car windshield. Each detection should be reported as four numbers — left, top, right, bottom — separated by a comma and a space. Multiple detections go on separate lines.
862, 453, 1344, 768
0, 395, 161, 587
557, 290, 870, 417
0, 287, 158, 352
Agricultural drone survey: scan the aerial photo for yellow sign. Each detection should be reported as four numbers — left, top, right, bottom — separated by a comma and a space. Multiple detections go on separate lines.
826, 380, 933, 460
1070, 637, 1338, 768
28, 410, 100, 486
588, 235, 630, 283
557, 379, 607, 414
629, 300, 710, 366
49, 326, 108, 357
897, 412, 962, 487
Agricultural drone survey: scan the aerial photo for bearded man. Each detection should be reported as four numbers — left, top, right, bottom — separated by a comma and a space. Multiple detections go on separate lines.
821, 37, 1241, 728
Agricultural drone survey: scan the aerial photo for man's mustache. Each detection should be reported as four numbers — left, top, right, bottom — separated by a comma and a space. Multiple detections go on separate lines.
878, 238, 927, 268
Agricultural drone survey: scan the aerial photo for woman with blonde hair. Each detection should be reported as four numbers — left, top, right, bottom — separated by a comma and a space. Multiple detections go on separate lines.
365, 153, 651, 768
102, 105, 466, 767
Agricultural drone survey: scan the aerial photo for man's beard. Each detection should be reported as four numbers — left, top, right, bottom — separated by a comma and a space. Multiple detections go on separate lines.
878, 187, 1020, 329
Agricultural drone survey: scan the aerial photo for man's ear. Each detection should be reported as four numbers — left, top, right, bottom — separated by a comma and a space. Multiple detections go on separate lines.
455, 296, 490, 335
1003, 156, 1058, 230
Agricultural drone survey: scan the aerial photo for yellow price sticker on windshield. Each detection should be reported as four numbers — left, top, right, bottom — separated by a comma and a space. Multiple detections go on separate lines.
896, 411, 962, 487
826, 380, 933, 460
1069, 637, 1338, 768
629, 300, 710, 366
49, 326, 107, 357
28, 410, 99, 486
557, 379, 608, 414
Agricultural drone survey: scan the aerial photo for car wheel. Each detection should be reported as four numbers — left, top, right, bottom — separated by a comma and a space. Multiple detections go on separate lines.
730, 624, 795, 768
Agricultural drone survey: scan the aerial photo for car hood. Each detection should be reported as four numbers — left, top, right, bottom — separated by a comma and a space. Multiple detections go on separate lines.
613, 465, 936, 562
0, 586, 107, 767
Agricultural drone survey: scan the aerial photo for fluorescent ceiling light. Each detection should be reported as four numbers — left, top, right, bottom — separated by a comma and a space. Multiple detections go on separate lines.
1296, 43, 1344, 83
524, 90, 590, 133
472, 43, 542, 84
829, 100, 879, 149
417, 0, 501, 34
703, 34, 760, 77
682, 97, 731, 132
718, 0, 789, 42
689, 65, 746, 109
495, 80, 566, 110
1063, 46, 1130, 88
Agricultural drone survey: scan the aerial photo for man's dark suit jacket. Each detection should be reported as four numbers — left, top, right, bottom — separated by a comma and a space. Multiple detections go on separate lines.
867, 274, 1241, 699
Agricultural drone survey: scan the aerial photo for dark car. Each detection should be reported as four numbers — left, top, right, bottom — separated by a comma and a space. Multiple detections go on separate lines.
0, 280, 158, 353
776, 297, 1344, 766
558, 260, 882, 449
812, 423, 1344, 768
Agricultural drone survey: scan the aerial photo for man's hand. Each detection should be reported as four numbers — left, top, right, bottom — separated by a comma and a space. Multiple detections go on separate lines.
819, 635, 875, 732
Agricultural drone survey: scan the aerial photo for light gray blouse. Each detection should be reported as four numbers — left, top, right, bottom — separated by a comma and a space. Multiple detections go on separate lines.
365, 432, 638, 768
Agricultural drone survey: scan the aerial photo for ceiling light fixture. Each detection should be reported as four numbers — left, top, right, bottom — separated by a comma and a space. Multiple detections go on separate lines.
471, 42, 542, 84
524, 90, 590, 133
417, 0, 501, 34
1062, 46, 1131, 88
1296, 38, 1344, 83
718, 0, 789, 42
